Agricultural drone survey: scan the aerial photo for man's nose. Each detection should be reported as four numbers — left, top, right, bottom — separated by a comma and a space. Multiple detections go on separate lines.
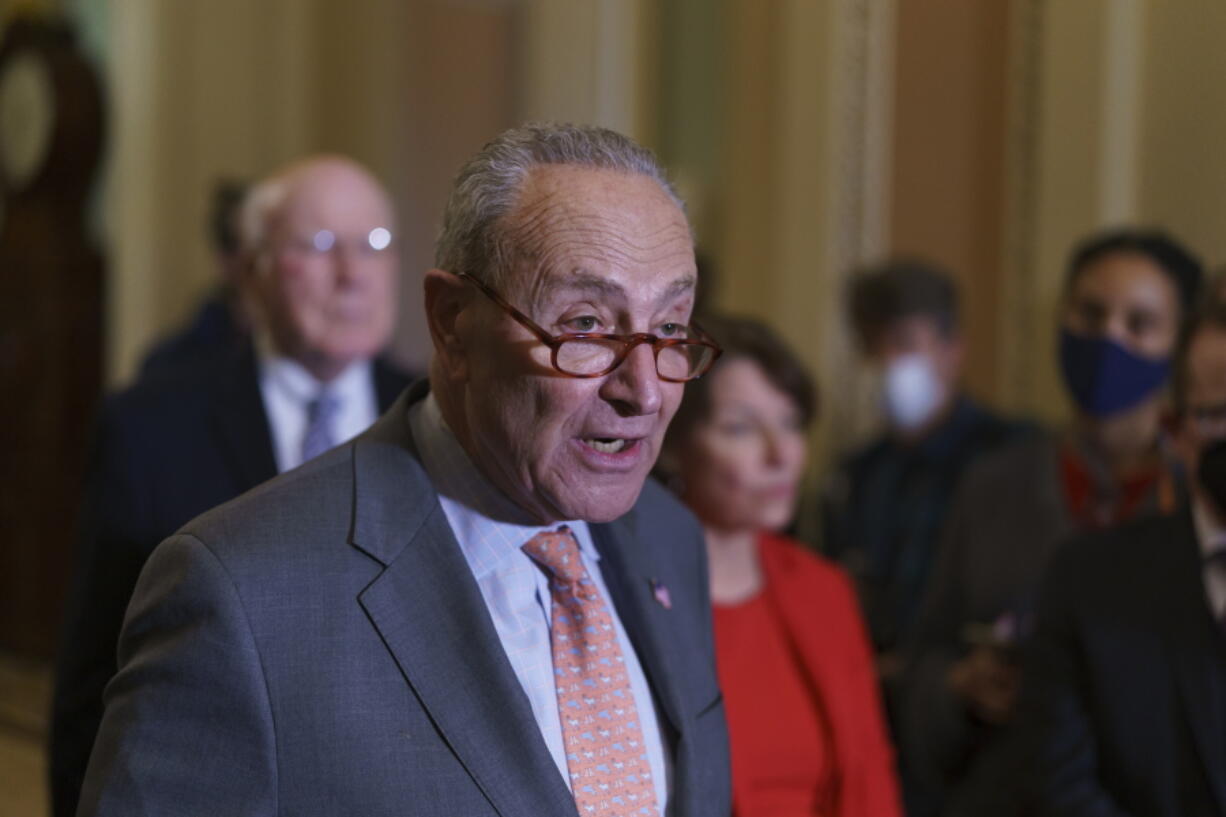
332, 244, 368, 286
599, 341, 663, 416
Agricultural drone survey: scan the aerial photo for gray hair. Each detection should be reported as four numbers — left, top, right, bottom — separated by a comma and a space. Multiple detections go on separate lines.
236, 176, 290, 254
435, 122, 687, 286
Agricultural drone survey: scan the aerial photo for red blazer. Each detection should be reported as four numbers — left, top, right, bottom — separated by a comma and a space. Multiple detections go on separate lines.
725, 532, 902, 817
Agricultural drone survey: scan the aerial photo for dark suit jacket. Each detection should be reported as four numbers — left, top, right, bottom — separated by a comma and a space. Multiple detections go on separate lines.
77, 383, 731, 817
821, 395, 1029, 654
900, 434, 1072, 817
1022, 509, 1226, 817
50, 345, 410, 817
137, 288, 247, 380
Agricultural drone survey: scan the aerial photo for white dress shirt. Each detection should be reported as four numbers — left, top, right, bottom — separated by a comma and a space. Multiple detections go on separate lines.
1191, 497, 1226, 622
256, 338, 379, 473
409, 393, 672, 814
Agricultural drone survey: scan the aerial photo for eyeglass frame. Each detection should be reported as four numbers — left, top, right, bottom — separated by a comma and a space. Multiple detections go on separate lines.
454, 271, 722, 382
272, 228, 396, 258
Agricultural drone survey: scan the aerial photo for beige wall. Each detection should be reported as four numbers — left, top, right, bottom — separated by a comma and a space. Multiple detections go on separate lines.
713, 0, 902, 457
99, 0, 665, 386
1010, 0, 1136, 422
652, 0, 725, 248
101, 0, 520, 384
890, 0, 1010, 403
105, 0, 316, 383
518, 0, 657, 142
654, 0, 897, 461
1139, 0, 1226, 267
70, 0, 1226, 431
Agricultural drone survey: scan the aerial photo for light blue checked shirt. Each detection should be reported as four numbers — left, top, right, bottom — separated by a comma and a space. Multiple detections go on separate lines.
410, 394, 672, 813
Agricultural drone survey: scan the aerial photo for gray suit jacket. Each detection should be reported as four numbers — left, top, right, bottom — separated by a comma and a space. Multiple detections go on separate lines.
79, 384, 731, 817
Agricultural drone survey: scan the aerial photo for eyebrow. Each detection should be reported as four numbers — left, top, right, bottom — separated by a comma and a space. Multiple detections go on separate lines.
546, 270, 698, 308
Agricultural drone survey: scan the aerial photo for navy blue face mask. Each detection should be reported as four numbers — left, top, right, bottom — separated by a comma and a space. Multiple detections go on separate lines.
1058, 328, 1171, 418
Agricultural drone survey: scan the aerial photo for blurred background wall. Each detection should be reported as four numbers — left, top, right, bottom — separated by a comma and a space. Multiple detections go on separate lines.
51, 0, 1226, 439
5, 0, 1226, 662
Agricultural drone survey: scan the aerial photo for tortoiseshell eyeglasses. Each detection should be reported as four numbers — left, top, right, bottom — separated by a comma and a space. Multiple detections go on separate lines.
456, 271, 721, 382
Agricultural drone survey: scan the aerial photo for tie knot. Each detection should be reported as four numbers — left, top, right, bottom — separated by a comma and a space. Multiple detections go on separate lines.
307, 391, 340, 423
522, 526, 587, 584
301, 390, 342, 464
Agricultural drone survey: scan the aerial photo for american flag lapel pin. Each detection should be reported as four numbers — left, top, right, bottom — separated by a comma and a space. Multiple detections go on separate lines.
650, 578, 672, 610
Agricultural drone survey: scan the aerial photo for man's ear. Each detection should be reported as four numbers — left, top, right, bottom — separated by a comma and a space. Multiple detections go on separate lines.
424, 269, 472, 383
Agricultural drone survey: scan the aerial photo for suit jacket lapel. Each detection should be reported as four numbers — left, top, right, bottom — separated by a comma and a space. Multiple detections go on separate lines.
1161, 512, 1226, 812
372, 357, 412, 411
209, 344, 278, 489
351, 389, 577, 817
589, 513, 687, 739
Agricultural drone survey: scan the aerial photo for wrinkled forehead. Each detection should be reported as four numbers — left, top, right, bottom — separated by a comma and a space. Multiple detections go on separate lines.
273, 164, 394, 236
501, 165, 697, 308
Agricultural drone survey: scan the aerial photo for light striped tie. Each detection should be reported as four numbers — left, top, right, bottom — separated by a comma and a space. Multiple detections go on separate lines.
523, 526, 659, 817
301, 390, 340, 463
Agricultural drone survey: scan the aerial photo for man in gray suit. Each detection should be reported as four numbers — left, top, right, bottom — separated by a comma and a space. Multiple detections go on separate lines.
78, 123, 731, 817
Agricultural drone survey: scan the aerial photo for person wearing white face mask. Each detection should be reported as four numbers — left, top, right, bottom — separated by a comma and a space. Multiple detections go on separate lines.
821, 260, 1027, 686
881, 351, 949, 433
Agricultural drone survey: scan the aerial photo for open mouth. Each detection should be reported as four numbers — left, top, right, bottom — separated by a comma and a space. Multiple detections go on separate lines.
584, 437, 629, 454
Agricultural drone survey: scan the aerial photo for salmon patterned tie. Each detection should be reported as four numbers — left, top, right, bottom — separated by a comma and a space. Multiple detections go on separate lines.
523, 526, 660, 816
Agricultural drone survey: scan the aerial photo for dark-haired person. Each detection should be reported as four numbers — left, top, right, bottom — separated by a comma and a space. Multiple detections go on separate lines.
660, 314, 902, 817
823, 260, 1026, 676
139, 179, 252, 379
1022, 301, 1226, 817
900, 228, 1204, 817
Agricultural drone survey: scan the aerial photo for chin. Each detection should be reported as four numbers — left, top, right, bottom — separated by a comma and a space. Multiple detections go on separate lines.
757, 508, 796, 533
704, 503, 792, 534
551, 482, 645, 524
321, 339, 381, 366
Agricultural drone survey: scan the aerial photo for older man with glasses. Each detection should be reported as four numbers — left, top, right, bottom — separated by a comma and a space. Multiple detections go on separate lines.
50, 155, 416, 817
77, 124, 731, 817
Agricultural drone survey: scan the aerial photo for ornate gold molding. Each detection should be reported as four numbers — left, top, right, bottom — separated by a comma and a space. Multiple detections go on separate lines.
998, 0, 1045, 411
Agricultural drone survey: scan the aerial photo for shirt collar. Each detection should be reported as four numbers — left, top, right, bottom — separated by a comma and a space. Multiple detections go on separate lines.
255, 331, 371, 404
410, 392, 598, 580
